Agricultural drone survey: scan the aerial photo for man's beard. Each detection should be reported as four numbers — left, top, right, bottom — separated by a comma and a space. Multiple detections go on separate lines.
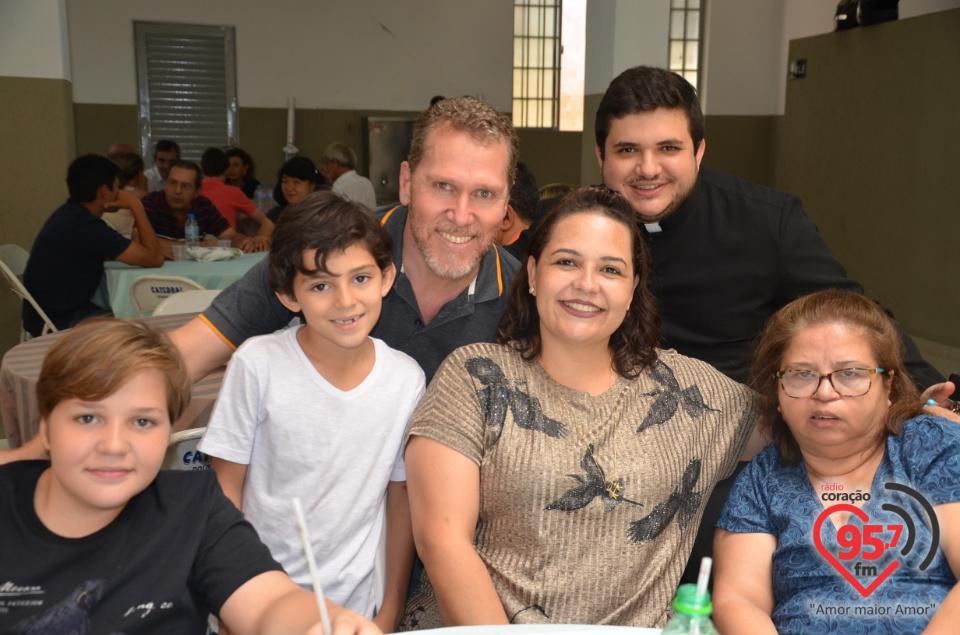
408, 215, 491, 281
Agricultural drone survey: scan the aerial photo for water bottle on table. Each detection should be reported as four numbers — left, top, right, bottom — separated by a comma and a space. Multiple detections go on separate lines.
184, 213, 200, 249
255, 184, 273, 214
184, 213, 200, 252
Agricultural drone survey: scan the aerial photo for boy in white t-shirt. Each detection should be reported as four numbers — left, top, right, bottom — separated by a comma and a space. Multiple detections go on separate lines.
200, 191, 425, 632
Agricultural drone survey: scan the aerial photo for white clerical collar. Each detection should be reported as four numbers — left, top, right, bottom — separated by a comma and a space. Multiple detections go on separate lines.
644, 222, 663, 234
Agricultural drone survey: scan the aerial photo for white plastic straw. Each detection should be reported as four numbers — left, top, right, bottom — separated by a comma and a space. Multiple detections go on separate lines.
293, 497, 332, 635
696, 556, 713, 597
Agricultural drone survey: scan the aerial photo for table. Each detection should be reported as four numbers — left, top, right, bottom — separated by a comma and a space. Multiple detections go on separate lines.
101, 251, 266, 318
1, 313, 225, 448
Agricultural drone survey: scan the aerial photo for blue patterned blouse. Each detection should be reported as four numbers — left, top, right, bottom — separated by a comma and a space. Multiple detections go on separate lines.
717, 415, 960, 634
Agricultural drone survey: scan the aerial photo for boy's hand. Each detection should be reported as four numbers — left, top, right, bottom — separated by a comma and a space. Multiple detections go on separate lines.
305, 608, 381, 635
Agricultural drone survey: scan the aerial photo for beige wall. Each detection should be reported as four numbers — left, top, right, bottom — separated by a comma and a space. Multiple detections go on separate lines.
780, 9, 960, 348
0, 76, 75, 372
66, 0, 513, 112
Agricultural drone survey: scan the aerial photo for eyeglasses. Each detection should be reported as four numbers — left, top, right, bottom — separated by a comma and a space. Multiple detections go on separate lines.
776, 367, 885, 398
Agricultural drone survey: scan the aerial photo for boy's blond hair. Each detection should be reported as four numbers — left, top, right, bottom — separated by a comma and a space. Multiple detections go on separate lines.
36, 317, 191, 423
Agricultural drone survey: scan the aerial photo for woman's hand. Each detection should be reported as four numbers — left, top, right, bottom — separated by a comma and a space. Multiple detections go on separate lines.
922, 381, 960, 423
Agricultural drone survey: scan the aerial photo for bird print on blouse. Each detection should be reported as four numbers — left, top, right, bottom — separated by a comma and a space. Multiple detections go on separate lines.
637, 360, 719, 433
628, 458, 703, 543
466, 355, 713, 544
546, 444, 643, 511
465, 356, 567, 449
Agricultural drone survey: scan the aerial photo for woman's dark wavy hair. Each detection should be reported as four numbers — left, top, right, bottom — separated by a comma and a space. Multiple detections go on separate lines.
496, 186, 660, 378
750, 289, 922, 466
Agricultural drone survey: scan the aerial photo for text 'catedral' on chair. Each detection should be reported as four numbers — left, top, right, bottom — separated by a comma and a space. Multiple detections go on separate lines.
129, 275, 204, 317
152, 289, 222, 316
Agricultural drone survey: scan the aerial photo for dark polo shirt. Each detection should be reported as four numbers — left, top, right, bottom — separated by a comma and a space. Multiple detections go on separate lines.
201, 204, 520, 382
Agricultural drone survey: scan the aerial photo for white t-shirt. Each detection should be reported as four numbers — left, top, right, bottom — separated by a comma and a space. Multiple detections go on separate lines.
332, 170, 377, 210
144, 166, 165, 193
199, 326, 425, 616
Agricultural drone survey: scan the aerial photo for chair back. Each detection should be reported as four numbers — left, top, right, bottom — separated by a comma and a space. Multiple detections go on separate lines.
0, 244, 29, 275
129, 275, 205, 317
0, 245, 58, 339
153, 289, 222, 316
162, 428, 211, 471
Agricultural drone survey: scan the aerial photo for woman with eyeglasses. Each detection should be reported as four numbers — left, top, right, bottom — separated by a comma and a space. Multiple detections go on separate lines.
713, 289, 960, 634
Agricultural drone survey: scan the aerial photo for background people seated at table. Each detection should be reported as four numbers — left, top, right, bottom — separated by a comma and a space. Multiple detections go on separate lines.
497, 160, 541, 261
320, 142, 378, 210
22, 154, 163, 336
144, 139, 180, 193
143, 160, 264, 257
401, 187, 764, 629
0, 318, 378, 635
714, 290, 960, 634
200, 147, 274, 249
102, 151, 148, 236
200, 192, 423, 633
171, 97, 520, 385
266, 157, 327, 224
226, 147, 261, 199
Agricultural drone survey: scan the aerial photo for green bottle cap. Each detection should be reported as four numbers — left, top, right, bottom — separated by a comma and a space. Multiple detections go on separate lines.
673, 583, 713, 617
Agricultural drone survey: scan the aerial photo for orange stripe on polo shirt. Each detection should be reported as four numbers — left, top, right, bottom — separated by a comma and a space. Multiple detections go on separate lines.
198, 314, 238, 351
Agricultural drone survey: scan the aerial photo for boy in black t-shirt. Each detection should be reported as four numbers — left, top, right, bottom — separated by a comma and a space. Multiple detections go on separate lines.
0, 318, 378, 635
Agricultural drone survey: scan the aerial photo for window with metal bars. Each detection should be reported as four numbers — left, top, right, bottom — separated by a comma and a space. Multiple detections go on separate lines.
668, 0, 703, 92
134, 22, 238, 163
512, 0, 561, 129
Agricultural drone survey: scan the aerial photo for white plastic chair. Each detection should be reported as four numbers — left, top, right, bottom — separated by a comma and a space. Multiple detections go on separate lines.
0, 244, 58, 339
129, 275, 204, 317
162, 428, 211, 471
152, 289, 222, 316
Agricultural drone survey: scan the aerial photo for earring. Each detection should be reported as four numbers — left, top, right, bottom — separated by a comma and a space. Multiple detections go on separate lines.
529, 287, 536, 296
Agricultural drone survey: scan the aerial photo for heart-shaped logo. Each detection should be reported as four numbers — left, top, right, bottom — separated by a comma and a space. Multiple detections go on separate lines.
813, 503, 899, 597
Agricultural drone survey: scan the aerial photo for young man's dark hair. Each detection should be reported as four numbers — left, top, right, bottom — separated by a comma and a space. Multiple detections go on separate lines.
153, 139, 181, 159
200, 147, 229, 178
594, 65, 704, 159
66, 154, 120, 203
167, 160, 203, 189
509, 161, 540, 225
268, 190, 393, 298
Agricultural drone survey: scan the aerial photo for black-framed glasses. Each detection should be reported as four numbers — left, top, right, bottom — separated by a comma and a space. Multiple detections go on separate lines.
776, 367, 886, 398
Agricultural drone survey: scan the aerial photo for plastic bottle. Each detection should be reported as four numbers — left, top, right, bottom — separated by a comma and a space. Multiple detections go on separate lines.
184, 213, 200, 250
661, 584, 720, 635
255, 184, 273, 214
